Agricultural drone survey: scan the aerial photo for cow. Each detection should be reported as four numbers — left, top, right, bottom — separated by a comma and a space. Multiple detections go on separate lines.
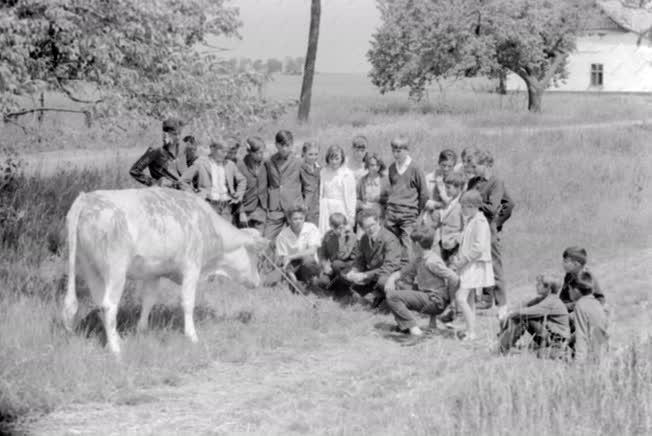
62, 187, 267, 355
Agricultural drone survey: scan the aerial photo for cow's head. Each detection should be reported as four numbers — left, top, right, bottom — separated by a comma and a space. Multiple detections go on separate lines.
213, 245, 261, 288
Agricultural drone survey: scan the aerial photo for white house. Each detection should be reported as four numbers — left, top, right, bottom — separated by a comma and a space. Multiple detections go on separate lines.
507, 1, 652, 93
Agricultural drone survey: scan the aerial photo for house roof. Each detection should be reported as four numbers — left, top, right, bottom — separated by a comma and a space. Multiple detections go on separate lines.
591, 1, 652, 34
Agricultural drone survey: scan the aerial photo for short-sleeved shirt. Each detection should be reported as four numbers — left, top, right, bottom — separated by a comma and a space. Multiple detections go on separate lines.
276, 222, 321, 260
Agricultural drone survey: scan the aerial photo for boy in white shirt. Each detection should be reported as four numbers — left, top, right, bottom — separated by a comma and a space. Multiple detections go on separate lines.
276, 204, 322, 293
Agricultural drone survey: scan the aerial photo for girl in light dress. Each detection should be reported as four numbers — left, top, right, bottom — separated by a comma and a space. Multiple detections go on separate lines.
450, 189, 494, 340
318, 145, 357, 235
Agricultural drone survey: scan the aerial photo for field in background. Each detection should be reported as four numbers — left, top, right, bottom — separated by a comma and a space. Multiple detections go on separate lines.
1, 74, 652, 434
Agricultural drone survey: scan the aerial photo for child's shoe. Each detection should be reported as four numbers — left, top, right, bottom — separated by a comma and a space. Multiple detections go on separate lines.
409, 326, 424, 336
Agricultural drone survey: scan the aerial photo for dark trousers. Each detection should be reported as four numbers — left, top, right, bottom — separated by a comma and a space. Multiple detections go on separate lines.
386, 289, 449, 330
482, 230, 506, 306
263, 210, 286, 240
384, 210, 418, 261
287, 257, 320, 284
498, 317, 567, 359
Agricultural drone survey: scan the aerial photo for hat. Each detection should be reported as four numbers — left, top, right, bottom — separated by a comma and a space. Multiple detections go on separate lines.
563, 246, 587, 265
162, 117, 183, 133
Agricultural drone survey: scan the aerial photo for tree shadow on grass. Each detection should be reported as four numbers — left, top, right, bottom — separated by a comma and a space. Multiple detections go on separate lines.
75, 305, 254, 347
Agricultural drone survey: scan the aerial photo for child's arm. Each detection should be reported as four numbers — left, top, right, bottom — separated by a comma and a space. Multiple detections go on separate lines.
425, 256, 459, 289
343, 170, 357, 226
481, 178, 505, 223
455, 219, 487, 270
415, 168, 429, 214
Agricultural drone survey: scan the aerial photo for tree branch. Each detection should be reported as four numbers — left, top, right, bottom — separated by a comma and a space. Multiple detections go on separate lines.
541, 52, 567, 87
3, 108, 90, 120
57, 79, 104, 104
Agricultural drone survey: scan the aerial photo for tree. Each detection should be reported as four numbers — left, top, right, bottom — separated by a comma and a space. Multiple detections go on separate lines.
298, 0, 320, 122
0, 1, 288, 132
252, 59, 264, 72
266, 58, 283, 74
368, 0, 590, 112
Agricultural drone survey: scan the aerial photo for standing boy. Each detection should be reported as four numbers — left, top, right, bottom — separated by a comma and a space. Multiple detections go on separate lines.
264, 130, 305, 240
130, 117, 189, 187
425, 149, 458, 210
180, 140, 246, 220
237, 136, 268, 232
467, 149, 515, 319
384, 226, 459, 336
385, 136, 429, 260
344, 208, 404, 307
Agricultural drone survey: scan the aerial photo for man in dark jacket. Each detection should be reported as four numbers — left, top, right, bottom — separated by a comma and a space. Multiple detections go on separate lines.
237, 136, 268, 233
130, 118, 189, 188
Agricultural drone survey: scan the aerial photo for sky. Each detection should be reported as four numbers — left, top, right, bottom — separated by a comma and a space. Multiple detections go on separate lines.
211, 0, 381, 73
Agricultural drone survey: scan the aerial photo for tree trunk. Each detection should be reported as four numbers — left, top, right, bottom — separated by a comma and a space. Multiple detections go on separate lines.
525, 80, 543, 113
496, 69, 507, 95
298, 0, 321, 122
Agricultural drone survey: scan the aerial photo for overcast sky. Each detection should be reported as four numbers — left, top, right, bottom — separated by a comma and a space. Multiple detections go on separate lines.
213, 0, 381, 73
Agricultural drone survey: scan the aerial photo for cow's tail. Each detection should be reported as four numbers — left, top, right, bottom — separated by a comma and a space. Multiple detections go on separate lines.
62, 193, 84, 332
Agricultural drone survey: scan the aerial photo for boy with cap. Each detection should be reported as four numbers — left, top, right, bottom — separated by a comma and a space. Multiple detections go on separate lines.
130, 117, 190, 187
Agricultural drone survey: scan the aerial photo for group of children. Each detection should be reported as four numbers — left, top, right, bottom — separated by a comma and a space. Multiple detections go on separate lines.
130, 118, 609, 360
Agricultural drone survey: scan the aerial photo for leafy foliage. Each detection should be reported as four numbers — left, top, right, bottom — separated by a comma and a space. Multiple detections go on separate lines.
0, 0, 290, 132
368, 0, 591, 111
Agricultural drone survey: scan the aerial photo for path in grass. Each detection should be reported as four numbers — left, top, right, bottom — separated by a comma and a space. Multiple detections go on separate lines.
18, 117, 652, 176
27, 249, 652, 435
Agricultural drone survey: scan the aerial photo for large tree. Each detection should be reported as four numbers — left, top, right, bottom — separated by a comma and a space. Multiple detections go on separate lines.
0, 0, 288, 133
368, 0, 591, 112
298, 0, 320, 122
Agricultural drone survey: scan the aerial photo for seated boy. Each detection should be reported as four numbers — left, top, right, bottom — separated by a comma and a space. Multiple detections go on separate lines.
560, 246, 606, 312
275, 204, 322, 293
498, 275, 570, 358
569, 271, 609, 361
315, 213, 359, 297
383, 226, 459, 336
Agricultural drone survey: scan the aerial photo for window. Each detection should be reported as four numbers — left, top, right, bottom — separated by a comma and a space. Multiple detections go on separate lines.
590, 63, 604, 87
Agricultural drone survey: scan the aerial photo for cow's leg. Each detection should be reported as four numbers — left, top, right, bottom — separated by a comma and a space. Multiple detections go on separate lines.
180, 266, 200, 343
137, 279, 159, 333
101, 269, 127, 355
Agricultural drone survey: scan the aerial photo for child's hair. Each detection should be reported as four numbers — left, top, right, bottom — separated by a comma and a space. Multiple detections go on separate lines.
246, 136, 266, 153
460, 190, 483, 208
302, 141, 319, 156
209, 140, 227, 151
569, 271, 594, 296
410, 226, 436, 250
536, 275, 560, 295
329, 212, 348, 228
472, 149, 494, 166
275, 130, 293, 146
325, 145, 346, 166
563, 246, 588, 266
352, 135, 368, 149
183, 135, 197, 145
364, 153, 386, 172
443, 171, 466, 188
438, 149, 457, 164
359, 207, 380, 222
390, 136, 409, 150
461, 146, 480, 160
286, 203, 307, 219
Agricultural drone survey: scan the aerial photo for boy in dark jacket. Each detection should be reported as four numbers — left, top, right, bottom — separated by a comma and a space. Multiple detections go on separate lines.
559, 246, 606, 312
568, 271, 609, 361
466, 149, 515, 319
315, 213, 358, 297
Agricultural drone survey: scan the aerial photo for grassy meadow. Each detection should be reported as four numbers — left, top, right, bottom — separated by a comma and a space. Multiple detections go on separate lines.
1, 74, 652, 434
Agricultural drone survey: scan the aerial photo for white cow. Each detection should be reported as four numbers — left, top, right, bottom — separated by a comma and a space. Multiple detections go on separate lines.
62, 187, 266, 355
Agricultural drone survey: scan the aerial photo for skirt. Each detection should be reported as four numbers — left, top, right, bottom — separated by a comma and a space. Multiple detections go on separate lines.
459, 260, 495, 292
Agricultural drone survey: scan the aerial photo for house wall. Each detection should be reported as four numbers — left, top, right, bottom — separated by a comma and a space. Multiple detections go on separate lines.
507, 31, 652, 92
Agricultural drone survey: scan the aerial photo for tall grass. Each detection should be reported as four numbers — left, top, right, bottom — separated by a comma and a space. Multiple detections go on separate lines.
1, 85, 651, 432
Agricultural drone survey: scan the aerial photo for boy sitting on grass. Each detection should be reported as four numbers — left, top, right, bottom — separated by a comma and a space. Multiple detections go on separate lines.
498, 275, 570, 358
559, 246, 606, 312
315, 213, 358, 298
384, 226, 459, 336
568, 271, 609, 361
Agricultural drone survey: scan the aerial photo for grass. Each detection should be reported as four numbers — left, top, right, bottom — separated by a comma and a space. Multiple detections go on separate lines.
1, 76, 652, 434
